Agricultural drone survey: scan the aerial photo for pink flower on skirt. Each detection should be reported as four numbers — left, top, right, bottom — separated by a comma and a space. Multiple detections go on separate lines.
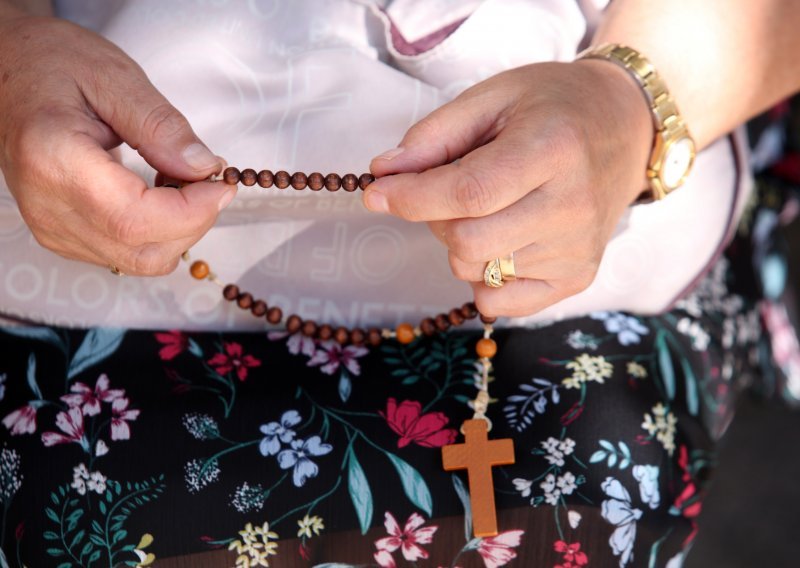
110, 398, 140, 441
61, 374, 124, 416
2, 404, 38, 435
42, 406, 86, 448
374, 512, 437, 567
477, 530, 525, 568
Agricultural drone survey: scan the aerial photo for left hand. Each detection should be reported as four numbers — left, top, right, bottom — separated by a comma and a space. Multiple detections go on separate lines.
364, 60, 654, 318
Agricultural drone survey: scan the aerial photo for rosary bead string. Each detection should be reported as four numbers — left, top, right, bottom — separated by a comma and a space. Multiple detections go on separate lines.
182, 168, 499, 423
177, 164, 510, 538
217, 167, 375, 192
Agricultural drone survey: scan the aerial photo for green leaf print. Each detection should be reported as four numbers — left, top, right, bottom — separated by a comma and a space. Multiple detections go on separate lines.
384, 452, 433, 516
346, 450, 373, 535
44, 474, 165, 567
656, 331, 676, 400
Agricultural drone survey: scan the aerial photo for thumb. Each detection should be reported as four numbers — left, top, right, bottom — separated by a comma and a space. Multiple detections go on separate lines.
84, 62, 222, 181
370, 85, 511, 177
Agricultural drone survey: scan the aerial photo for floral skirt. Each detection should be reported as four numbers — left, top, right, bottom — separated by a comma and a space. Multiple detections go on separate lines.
0, 252, 773, 568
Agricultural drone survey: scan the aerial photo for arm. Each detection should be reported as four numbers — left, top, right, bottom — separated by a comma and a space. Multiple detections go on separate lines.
3, 0, 52, 16
365, 2, 800, 318
593, 0, 800, 149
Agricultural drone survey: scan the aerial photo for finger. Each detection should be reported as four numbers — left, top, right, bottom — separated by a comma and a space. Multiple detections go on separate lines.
62, 134, 236, 246
448, 246, 598, 284
369, 79, 513, 177
470, 275, 595, 319
79, 52, 222, 181
428, 184, 584, 263
33, 210, 200, 276
364, 126, 555, 221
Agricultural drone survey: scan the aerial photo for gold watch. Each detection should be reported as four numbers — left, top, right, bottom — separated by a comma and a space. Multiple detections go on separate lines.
577, 43, 696, 201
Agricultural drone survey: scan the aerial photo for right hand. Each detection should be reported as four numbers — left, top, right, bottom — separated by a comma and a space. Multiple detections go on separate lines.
0, 11, 234, 276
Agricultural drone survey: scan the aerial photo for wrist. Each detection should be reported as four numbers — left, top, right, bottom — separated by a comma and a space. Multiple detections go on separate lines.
577, 44, 697, 201
572, 58, 654, 205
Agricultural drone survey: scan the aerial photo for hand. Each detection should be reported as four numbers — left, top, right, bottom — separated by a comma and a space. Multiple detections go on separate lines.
0, 12, 232, 276
365, 60, 654, 318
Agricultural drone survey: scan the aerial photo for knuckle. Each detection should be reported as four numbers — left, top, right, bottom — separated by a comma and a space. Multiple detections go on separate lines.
127, 248, 177, 277
409, 116, 442, 143
452, 169, 496, 218
28, 226, 61, 254
447, 253, 474, 282
105, 209, 147, 247
141, 102, 189, 141
446, 220, 488, 263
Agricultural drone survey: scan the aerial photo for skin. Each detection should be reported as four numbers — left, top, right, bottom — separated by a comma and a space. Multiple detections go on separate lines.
2, 1, 800, 315
0, 1, 231, 276
365, 0, 800, 318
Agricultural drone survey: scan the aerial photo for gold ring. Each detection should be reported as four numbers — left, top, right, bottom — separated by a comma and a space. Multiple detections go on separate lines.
483, 253, 516, 288
109, 265, 124, 276
499, 253, 516, 281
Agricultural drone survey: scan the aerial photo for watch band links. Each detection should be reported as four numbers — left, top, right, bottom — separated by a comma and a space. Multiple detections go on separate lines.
577, 43, 695, 200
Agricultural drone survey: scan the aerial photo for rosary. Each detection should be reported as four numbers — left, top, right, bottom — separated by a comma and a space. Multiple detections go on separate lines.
177, 166, 516, 538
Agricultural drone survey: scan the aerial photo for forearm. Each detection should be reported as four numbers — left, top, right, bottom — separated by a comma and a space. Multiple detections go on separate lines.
0, 0, 52, 18
593, 0, 800, 149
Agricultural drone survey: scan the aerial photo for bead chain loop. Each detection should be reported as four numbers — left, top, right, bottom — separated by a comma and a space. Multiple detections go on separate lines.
216, 167, 376, 192
182, 167, 500, 424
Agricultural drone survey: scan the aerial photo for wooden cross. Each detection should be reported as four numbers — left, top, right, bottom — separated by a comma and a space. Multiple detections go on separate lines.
442, 418, 515, 537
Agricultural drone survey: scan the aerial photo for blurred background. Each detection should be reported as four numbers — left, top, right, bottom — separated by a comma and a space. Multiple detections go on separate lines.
687, 101, 800, 567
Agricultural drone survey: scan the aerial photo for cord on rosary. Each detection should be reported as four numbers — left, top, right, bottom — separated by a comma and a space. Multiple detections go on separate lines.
466, 322, 496, 432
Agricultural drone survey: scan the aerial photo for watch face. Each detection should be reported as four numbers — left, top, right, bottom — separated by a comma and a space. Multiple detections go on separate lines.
661, 137, 695, 190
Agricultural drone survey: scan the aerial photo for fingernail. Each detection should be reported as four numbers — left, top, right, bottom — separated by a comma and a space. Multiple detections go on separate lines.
182, 143, 219, 171
218, 189, 236, 211
374, 147, 404, 161
364, 190, 389, 213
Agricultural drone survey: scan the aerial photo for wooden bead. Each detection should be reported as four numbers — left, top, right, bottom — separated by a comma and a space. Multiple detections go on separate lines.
461, 302, 478, 319
350, 328, 365, 345
240, 168, 257, 186
367, 328, 382, 347
223, 284, 239, 301
435, 313, 451, 332
291, 172, 308, 190
480, 314, 497, 325
237, 292, 253, 310
275, 170, 291, 189
286, 314, 302, 334
223, 167, 241, 185
190, 260, 209, 280
476, 338, 497, 359
318, 324, 333, 341
325, 173, 341, 191
341, 173, 358, 192
257, 170, 274, 188
448, 308, 465, 327
267, 306, 283, 324
251, 300, 267, 317
396, 323, 415, 344
334, 326, 349, 345
302, 320, 318, 338
308, 172, 324, 191
359, 173, 375, 190
420, 318, 436, 337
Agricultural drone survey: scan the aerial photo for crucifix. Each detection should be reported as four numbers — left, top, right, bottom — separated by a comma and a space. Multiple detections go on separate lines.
442, 418, 515, 537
